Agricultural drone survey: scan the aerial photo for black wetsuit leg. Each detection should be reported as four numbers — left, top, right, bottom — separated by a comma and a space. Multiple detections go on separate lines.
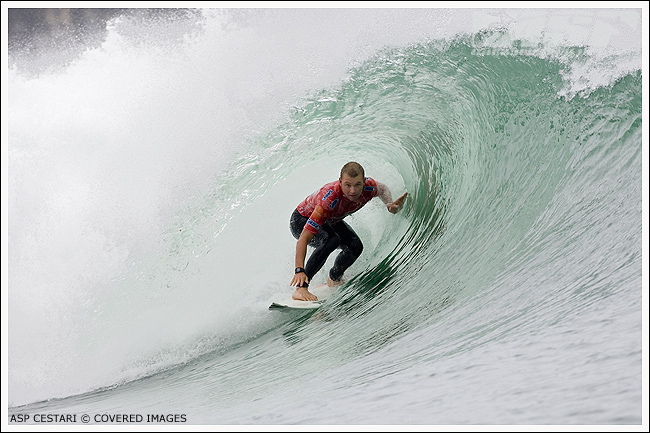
290, 209, 363, 284
328, 220, 363, 281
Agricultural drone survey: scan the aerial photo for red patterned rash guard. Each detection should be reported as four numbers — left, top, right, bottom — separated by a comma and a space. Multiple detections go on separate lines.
296, 177, 380, 235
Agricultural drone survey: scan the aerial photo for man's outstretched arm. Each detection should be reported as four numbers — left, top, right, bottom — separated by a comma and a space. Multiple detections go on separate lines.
377, 182, 408, 214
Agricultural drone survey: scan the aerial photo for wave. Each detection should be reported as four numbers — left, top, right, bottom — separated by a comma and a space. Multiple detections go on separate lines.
7, 9, 643, 418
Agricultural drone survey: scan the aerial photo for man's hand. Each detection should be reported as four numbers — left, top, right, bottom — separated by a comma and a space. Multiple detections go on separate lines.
292, 286, 318, 301
388, 192, 408, 214
290, 271, 309, 288
291, 271, 317, 301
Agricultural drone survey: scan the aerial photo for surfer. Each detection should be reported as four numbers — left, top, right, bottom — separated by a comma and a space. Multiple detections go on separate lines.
290, 161, 407, 301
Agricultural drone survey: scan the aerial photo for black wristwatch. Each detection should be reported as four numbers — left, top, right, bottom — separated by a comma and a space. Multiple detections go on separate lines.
295, 267, 306, 274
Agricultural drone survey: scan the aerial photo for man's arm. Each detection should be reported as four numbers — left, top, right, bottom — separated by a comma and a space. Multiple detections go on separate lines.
377, 182, 408, 214
291, 229, 317, 301
292, 229, 314, 284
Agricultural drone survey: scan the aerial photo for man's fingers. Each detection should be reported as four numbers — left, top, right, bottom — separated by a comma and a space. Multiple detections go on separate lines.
291, 274, 309, 287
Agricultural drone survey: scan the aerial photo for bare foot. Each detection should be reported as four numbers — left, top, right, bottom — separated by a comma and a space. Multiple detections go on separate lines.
292, 286, 318, 301
327, 277, 344, 287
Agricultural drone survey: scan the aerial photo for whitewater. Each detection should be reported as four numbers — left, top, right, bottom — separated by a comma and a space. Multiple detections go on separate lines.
4, 6, 647, 427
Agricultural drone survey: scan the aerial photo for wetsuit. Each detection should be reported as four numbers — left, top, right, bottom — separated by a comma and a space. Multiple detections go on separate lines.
290, 177, 379, 285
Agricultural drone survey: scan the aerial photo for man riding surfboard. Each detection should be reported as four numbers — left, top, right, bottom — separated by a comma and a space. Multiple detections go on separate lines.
289, 162, 407, 301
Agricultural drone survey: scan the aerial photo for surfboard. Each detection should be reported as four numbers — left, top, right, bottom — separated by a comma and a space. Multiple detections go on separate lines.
269, 283, 338, 310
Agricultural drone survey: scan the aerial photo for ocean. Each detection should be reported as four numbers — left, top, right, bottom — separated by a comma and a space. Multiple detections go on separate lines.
5, 7, 646, 428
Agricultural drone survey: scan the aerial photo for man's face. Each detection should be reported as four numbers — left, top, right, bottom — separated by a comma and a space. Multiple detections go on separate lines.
340, 173, 364, 202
